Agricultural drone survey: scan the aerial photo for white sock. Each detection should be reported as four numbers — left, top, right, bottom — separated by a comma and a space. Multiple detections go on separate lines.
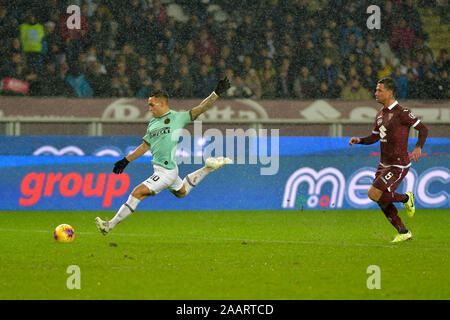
109, 195, 141, 229
182, 166, 214, 196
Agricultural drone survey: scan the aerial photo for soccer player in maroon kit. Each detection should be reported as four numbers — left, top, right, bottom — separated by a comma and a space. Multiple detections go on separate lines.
349, 77, 429, 242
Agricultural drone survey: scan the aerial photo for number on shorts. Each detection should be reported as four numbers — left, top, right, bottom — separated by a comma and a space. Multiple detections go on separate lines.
150, 174, 160, 182
384, 172, 393, 180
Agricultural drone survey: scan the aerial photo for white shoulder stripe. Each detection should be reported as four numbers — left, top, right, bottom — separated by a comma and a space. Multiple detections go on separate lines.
412, 119, 421, 127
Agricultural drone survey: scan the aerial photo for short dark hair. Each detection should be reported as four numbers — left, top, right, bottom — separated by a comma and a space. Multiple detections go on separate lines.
151, 90, 169, 102
378, 77, 397, 96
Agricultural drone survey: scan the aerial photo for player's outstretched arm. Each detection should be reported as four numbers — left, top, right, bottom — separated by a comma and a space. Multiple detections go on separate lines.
113, 141, 150, 174
190, 77, 231, 121
349, 133, 380, 146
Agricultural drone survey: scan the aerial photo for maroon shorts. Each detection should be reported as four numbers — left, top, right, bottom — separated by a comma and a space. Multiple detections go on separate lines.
372, 164, 409, 192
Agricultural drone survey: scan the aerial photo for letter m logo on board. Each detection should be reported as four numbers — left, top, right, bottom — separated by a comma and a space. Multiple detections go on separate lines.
282, 167, 346, 209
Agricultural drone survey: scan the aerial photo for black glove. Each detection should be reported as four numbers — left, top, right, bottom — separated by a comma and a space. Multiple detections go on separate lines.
113, 157, 129, 174
214, 77, 231, 96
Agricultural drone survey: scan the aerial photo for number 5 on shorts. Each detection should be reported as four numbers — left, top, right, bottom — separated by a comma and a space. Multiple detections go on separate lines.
385, 172, 393, 180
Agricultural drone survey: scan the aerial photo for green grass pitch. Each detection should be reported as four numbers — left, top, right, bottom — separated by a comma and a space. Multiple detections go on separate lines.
0, 209, 449, 300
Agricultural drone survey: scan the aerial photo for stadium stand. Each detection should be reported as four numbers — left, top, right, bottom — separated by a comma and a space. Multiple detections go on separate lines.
0, 0, 448, 99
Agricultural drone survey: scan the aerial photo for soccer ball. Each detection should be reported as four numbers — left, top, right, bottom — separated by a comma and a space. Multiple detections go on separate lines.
54, 224, 75, 243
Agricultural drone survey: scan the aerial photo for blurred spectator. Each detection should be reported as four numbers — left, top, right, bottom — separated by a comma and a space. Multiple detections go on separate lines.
154, 66, 171, 85
340, 33, 357, 59
361, 65, 378, 92
0, 5, 17, 66
194, 64, 216, 97
204, 15, 222, 40
293, 66, 317, 99
342, 53, 358, 80
305, 16, 321, 44
132, 68, 152, 98
436, 70, 450, 99
406, 70, 421, 99
364, 34, 377, 56
354, 39, 365, 62
19, 13, 45, 68
381, 0, 400, 39
215, 59, 227, 80
340, 78, 372, 100
0, 6, 18, 50
378, 58, 394, 80
178, 65, 194, 98
151, 79, 165, 93
76, 52, 89, 75
162, 28, 176, 54
322, 38, 342, 69
86, 20, 109, 52
0, 52, 23, 79
241, 55, 255, 77
283, 13, 296, 39
319, 57, 337, 89
331, 75, 346, 98
258, 58, 277, 79
150, 0, 168, 26
194, 29, 217, 58
64, 64, 93, 98
327, 19, 342, 45
347, 66, 359, 81
342, 17, 363, 41
122, 44, 140, 71
101, 47, 116, 74
297, 40, 320, 71
293, 0, 309, 35
117, 14, 140, 50
244, 69, 262, 99
227, 76, 253, 98
371, 47, 383, 73
201, 55, 215, 75
402, 0, 425, 39
390, 18, 415, 57
218, 46, 237, 71
276, 69, 292, 98
36, 61, 75, 97
85, 61, 109, 97
422, 70, 440, 99
260, 69, 277, 99
185, 41, 201, 73
43, 21, 63, 63
110, 76, 126, 97
390, 66, 408, 100
317, 81, 334, 99
237, 14, 257, 56
437, 49, 450, 73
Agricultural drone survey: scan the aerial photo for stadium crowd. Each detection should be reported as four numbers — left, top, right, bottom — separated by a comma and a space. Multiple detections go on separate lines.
0, 0, 449, 99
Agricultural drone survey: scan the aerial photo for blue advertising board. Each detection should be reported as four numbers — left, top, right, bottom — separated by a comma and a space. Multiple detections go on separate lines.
0, 136, 448, 211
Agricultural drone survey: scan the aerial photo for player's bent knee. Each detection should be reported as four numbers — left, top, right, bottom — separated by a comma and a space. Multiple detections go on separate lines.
131, 184, 154, 200
368, 187, 382, 202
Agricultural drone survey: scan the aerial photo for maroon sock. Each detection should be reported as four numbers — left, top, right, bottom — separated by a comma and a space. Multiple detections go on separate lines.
378, 191, 407, 203
378, 202, 408, 233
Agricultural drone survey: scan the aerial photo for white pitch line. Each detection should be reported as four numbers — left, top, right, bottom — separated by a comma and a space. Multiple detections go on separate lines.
0, 228, 449, 251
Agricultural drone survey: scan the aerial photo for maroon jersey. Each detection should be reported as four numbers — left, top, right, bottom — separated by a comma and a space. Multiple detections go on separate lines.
371, 101, 421, 167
